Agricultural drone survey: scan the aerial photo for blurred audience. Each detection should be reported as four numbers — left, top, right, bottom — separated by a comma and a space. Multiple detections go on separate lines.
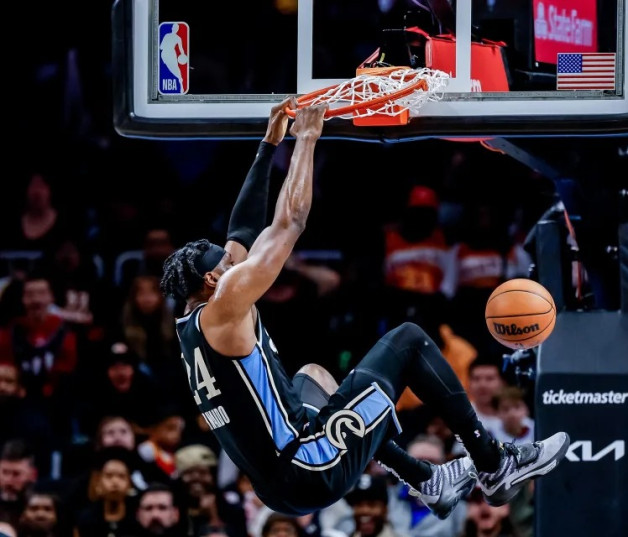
174, 445, 247, 537
120, 275, 179, 382
2, 171, 71, 253
131, 481, 181, 537
17, 490, 70, 537
491, 386, 534, 446
0, 440, 38, 529
464, 487, 512, 537
76, 340, 158, 437
0, 362, 54, 473
449, 203, 532, 355
0, 33, 577, 535
136, 404, 186, 481
344, 474, 402, 537
72, 446, 137, 537
116, 227, 177, 295
380, 185, 455, 341
0, 270, 78, 402
261, 514, 304, 537
466, 357, 505, 437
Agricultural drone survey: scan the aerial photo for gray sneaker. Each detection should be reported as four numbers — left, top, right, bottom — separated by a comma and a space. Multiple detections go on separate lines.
409, 456, 477, 520
476, 431, 570, 507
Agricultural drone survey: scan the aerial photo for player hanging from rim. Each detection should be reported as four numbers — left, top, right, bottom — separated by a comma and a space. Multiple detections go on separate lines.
160, 97, 570, 519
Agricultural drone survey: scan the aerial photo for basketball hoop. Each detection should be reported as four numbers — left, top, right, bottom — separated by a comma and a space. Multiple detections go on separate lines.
285, 66, 449, 126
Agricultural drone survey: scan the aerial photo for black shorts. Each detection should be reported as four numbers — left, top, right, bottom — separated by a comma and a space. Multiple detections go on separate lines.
254, 368, 401, 515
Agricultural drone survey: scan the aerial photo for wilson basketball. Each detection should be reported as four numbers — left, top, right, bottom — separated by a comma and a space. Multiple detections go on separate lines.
485, 278, 556, 350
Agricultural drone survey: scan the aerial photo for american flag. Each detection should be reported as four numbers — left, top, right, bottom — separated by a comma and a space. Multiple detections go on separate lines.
556, 53, 616, 90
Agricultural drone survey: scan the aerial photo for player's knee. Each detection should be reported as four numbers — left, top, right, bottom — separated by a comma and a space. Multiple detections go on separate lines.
388, 322, 429, 347
295, 363, 339, 394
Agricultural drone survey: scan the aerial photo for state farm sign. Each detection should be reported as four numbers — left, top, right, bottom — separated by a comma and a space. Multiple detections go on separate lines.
533, 0, 598, 64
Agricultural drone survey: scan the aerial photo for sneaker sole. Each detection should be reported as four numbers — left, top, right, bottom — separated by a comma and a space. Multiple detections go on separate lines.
483, 432, 570, 507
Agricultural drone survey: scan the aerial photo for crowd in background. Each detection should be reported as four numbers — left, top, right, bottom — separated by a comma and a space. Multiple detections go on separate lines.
0, 138, 556, 537
3, 1, 618, 536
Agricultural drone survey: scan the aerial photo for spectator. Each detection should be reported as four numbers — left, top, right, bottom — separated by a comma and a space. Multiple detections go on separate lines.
136, 403, 186, 481
174, 445, 247, 537
0, 269, 78, 402
1, 171, 71, 253
73, 446, 137, 537
234, 470, 270, 537
17, 490, 69, 537
491, 386, 534, 446
41, 234, 111, 341
491, 386, 535, 537
132, 482, 181, 537
261, 514, 304, 537
466, 358, 504, 437
64, 415, 159, 519
0, 362, 54, 473
344, 474, 403, 537
96, 415, 167, 487
464, 487, 512, 537
0, 440, 38, 529
380, 185, 455, 340
120, 275, 179, 382
116, 227, 177, 296
76, 340, 158, 436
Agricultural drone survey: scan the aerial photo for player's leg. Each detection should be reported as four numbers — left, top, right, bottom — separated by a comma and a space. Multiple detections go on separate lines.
292, 363, 434, 500
332, 322, 569, 509
293, 363, 339, 412
292, 363, 474, 520
318, 325, 476, 519
293, 364, 433, 482
294, 362, 472, 519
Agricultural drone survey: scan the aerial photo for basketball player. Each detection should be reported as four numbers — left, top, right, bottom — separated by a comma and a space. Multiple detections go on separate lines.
160, 97, 570, 519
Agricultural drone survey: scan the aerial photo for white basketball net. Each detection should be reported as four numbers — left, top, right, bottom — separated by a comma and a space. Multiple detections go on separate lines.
303, 67, 450, 119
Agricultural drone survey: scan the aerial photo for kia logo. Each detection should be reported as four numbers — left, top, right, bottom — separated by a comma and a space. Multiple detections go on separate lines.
566, 440, 625, 462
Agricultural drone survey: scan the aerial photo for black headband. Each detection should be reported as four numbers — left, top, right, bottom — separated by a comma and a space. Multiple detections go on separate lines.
193, 244, 227, 275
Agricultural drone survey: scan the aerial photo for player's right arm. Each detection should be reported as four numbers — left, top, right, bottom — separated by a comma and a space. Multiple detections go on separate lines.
203, 105, 327, 342
223, 96, 295, 266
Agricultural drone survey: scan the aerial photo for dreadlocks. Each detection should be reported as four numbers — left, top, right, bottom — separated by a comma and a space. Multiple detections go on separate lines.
160, 239, 211, 300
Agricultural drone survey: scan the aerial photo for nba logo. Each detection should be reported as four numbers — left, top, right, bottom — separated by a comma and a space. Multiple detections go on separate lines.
158, 22, 189, 95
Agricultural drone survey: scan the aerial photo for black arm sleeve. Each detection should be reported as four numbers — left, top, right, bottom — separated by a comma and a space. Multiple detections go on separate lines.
226, 141, 277, 250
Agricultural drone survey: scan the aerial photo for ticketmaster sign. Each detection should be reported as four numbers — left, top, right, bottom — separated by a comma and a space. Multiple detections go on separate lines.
534, 310, 628, 537
542, 389, 628, 404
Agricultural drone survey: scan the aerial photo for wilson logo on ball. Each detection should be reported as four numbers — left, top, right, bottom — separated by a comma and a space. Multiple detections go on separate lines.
485, 278, 557, 350
491, 322, 541, 336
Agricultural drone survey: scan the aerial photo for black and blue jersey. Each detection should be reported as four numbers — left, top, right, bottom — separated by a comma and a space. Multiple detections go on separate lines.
176, 304, 401, 514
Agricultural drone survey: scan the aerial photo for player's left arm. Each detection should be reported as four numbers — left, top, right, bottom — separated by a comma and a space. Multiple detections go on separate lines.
224, 96, 295, 265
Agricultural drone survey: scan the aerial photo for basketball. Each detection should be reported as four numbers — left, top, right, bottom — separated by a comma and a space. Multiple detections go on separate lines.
178, 54, 188, 65
485, 278, 556, 350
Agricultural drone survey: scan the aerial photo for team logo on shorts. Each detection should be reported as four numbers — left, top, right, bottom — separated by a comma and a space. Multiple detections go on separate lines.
158, 21, 190, 95
325, 409, 366, 450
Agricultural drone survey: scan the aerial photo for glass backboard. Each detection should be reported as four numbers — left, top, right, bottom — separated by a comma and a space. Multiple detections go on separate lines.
112, 0, 628, 140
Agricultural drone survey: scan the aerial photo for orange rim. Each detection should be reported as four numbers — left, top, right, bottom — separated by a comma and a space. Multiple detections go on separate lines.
285, 70, 429, 119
